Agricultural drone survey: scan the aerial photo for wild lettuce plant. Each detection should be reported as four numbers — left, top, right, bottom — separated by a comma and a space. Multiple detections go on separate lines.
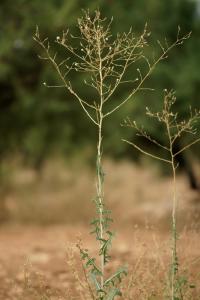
34, 10, 189, 299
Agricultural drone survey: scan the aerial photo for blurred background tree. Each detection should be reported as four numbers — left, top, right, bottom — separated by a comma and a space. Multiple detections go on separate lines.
0, 0, 200, 173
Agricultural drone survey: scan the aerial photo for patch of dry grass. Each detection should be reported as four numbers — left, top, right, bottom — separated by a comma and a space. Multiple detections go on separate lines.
0, 225, 199, 299
1, 159, 200, 299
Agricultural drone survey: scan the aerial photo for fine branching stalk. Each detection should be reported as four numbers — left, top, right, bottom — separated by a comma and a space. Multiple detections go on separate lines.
123, 90, 200, 300
34, 9, 190, 298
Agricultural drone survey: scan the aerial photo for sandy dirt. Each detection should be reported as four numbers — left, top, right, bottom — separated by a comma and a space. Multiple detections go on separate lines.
0, 160, 200, 299
0, 225, 199, 299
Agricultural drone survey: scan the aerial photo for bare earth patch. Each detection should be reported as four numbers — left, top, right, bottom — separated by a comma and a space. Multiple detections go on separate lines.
1, 160, 200, 299
0, 225, 199, 299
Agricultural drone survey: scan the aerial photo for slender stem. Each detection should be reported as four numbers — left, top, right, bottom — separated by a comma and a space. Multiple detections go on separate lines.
97, 119, 104, 289
122, 139, 171, 164
96, 32, 105, 289
171, 156, 177, 300
174, 137, 200, 157
166, 119, 177, 300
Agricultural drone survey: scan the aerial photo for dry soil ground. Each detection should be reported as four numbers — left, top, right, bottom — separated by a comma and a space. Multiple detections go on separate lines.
0, 160, 200, 299
0, 225, 199, 299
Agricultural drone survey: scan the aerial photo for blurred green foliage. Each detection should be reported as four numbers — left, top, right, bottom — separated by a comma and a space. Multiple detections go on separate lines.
0, 0, 200, 168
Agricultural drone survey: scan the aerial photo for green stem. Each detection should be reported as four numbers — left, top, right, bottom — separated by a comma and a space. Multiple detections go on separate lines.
171, 157, 178, 300
166, 118, 178, 300
96, 30, 105, 289
97, 117, 105, 289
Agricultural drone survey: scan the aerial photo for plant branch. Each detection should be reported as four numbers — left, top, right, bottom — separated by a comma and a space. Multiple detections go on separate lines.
104, 34, 188, 118
174, 137, 200, 157
34, 33, 98, 126
122, 139, 171, 163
